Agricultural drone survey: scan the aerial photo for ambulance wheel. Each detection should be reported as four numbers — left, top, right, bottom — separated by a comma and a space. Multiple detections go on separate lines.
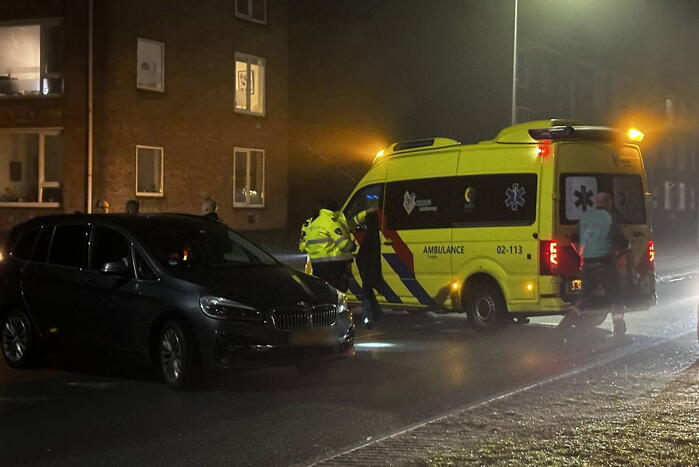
465, 282, 507, 333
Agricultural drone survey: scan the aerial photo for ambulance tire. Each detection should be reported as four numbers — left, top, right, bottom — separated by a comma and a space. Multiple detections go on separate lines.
465, 281, 507, 334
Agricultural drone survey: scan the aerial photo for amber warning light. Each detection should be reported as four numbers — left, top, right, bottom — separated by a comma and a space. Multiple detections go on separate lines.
627, 128, 645, 142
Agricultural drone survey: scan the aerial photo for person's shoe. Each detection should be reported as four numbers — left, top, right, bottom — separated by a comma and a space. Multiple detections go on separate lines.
613, 320, 627, 337
363, 317, 373, 329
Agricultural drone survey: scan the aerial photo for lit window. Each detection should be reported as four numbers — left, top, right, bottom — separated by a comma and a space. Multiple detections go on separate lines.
136, 146, 164, 197
136, 38, 164, 92
0, 20, 63, 96
233, 148, 265, 208
235, 0, 267, 24
235, 53, 265, 115
0, 130, 62, 206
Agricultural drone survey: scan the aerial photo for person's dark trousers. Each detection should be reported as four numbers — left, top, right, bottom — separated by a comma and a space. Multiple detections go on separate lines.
311, 261, 348, 292
361, 283, 382, 326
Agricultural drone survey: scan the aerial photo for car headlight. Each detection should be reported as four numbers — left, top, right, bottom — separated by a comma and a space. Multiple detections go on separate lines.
199, 296, 262, 321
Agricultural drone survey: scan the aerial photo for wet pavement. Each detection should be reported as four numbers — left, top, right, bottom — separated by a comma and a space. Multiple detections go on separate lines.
0, 256, 697, 466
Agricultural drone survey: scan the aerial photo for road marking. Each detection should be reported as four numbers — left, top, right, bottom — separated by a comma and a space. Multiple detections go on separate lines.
307, 328, 695, 466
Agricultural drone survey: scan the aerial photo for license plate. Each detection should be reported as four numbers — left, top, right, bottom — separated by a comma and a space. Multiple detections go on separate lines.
570, 279, 582, 291
289, 328, 335, 347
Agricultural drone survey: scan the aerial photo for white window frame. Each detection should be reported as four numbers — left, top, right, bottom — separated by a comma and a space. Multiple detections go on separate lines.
0, 18, 63, 97
0, 127, 61, 207
135, 145, 164, 198
233, 147, 265, 208
234, 0, 267, 25
234, 52, 265, 116
136, 38, 165, 93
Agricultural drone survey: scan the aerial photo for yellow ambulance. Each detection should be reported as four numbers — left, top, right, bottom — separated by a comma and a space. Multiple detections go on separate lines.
342, 119, 656, 332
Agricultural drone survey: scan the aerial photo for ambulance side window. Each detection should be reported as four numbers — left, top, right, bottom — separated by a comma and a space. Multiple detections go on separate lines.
384, 177, 454, 230
453, 173, 537, 226
344, 184, 383, 221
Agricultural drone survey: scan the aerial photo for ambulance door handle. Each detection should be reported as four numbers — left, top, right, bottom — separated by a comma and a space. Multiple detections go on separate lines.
383, 241, 393, 246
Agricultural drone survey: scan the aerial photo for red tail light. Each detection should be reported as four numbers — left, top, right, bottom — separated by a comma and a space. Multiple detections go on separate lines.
537, 139, 553, 157
648, 240, 655, 263
540, 240, 558, 275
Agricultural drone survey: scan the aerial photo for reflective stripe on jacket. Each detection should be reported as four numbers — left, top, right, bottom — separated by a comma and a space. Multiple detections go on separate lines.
305, 209, 355, 262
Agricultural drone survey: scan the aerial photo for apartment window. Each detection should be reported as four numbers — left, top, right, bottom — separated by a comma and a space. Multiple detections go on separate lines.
678, 182, 686, 211
0, 129, 62, 206
136, 146, 164, 197
664, 181, 674, 211
235, 53, 265, 115
0, 19, 63, 96
235, 0, 267, 24
136, 38, 165, 92
233, 148, 264, 207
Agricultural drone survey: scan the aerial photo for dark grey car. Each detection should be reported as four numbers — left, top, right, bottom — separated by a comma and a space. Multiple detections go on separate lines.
0, 214, 354, 389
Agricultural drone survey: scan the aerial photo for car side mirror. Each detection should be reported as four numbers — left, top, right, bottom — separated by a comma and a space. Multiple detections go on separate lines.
100, 261, 128, 275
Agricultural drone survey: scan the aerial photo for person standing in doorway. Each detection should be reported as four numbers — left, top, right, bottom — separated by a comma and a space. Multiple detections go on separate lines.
560, 192, 629, 337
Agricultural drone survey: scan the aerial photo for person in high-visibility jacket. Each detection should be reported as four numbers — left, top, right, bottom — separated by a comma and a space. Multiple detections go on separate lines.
302, 199, 356, 291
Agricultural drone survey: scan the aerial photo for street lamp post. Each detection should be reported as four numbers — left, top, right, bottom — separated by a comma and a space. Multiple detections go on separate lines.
511, 0, 519, 125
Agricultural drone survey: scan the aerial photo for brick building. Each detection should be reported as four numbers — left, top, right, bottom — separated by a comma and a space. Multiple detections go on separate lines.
0, 0, 288, 232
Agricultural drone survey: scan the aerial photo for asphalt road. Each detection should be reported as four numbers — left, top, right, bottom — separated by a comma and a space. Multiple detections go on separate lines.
0, 275, 697, 467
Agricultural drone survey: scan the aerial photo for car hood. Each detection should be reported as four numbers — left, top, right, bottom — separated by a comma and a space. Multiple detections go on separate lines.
188, 265, 338, 310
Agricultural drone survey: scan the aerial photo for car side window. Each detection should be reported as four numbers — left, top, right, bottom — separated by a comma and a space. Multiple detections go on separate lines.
344, 184, 384, 222
31, 226, 54, 263
48, 225, 89, 268
91, 227, 133, 277
11, 228, 40, 260
134, 249, 157, 280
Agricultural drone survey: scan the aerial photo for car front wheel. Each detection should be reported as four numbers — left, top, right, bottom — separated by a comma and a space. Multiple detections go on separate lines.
158, 320, 202, 390
1, 309, 42, 368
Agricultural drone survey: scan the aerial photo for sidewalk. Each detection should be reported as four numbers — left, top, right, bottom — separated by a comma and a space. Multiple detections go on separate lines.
314, 333, 699, 466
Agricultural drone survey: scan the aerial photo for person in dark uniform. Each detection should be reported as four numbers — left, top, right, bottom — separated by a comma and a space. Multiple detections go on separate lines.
355, 208, 382, 328
202, 197, 222, 223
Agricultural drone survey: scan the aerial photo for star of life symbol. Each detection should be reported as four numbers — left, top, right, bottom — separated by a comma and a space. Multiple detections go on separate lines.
574, 185, 595, 212
403, 191, 416, 215
504, 183, 526, 211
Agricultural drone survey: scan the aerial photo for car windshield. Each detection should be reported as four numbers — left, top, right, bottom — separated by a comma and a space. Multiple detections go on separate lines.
132, 219, 277, 269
